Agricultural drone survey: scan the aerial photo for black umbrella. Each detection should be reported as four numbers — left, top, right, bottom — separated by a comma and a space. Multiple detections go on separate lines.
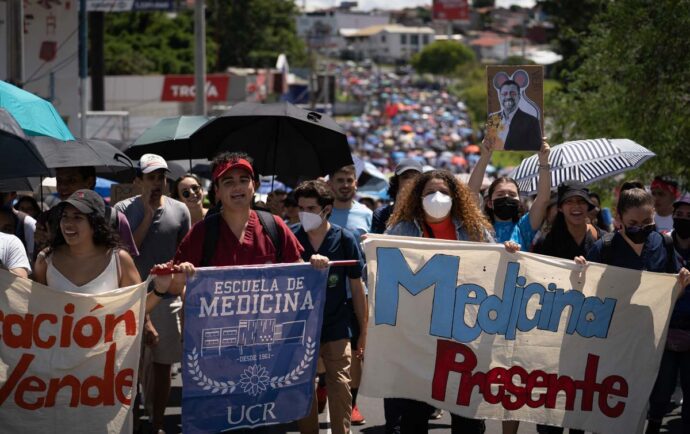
29, 136, 135, 181
191, 102, 353, 184
0, 109, 50, 179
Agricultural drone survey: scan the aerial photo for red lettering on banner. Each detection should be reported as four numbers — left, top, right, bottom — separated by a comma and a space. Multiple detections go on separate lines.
431, 339, 629, 418
161, 75, 229, 102
0, 305, 137, 350
33, 313, 57, 348
104, 310, 136, 342
0, 343, 134, 409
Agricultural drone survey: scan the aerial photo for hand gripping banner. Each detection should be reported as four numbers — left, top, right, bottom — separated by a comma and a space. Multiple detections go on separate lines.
182, 263, 328, 433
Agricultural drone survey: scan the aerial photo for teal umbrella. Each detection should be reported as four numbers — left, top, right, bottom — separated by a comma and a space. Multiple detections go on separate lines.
125, 116, 212, 160
0, 80, 75, 140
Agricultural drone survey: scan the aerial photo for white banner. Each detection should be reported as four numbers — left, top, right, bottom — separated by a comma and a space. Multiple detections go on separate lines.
361, 235, 679, 433
0, 270, 147, 433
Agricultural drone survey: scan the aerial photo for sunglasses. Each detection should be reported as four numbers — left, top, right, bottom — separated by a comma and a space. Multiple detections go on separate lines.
181, 184, 201, 199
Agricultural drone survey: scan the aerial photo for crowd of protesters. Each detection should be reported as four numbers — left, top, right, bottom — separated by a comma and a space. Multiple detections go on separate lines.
0, 66, 689, 434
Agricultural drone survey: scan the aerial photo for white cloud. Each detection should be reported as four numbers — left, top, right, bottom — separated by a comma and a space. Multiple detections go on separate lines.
303, 0, 535, 12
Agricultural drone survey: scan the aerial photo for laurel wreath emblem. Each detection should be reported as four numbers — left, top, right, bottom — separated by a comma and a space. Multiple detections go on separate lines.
187, 337, 317, 395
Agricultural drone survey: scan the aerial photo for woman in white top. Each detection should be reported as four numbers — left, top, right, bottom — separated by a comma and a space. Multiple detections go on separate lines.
33, 189, 173, 312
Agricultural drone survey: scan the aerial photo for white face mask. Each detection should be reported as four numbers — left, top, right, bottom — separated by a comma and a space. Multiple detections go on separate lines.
422, 191, 452, 219
299, 211, 324, 232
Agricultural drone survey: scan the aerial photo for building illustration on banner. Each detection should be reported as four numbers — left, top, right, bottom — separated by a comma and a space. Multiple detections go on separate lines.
201, 319, 306, 356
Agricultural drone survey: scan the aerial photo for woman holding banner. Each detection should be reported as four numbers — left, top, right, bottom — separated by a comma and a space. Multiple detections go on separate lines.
32, 189, 175, 312
576, 186, 690, 434
385, 169, 496, 434
468, 136, 551, 252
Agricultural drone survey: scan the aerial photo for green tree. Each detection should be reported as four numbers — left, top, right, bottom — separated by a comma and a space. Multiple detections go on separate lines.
207, 0, 307, 69
104, 11, 218, 75
411, 41, 476, 76
537, 0, 606, 84
551, 0, 690, 182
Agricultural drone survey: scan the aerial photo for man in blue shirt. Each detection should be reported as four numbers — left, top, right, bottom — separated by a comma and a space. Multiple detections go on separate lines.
328, 164, 372, 240
293, 180, 367, 434
327, 164, 372, 424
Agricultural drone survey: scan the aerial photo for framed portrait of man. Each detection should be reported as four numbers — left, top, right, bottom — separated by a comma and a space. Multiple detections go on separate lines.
486, 65, 544, 151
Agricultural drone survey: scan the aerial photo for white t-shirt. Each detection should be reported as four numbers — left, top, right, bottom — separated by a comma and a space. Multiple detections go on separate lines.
0, 232, 31, 273
655, 213, 674, 233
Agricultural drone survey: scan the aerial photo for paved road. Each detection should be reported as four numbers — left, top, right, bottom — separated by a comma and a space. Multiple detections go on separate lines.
137, 370, 684, 433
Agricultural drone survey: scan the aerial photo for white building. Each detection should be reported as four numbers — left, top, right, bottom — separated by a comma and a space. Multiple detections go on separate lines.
344, 24, 436, 63
468, 32, 511, 62
296, 9, 390, 54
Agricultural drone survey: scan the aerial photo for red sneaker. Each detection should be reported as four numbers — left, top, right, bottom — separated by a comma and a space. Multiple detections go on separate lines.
317, 384, 328, 414
351, 405, 366, 425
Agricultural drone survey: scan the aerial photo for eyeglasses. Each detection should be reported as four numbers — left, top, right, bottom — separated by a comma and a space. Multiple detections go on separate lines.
181, 185, 201, 199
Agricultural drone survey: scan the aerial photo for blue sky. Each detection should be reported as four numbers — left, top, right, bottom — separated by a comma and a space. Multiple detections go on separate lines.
304, 0, 536, 11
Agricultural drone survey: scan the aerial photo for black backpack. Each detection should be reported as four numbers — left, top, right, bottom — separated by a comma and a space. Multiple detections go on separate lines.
601, 232, 676, 273
200, 210, 283, 267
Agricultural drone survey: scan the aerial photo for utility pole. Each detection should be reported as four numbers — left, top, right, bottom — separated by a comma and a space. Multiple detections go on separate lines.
7, 0, 24, 85
79, 0, 88, 138
194, 0, 207, 115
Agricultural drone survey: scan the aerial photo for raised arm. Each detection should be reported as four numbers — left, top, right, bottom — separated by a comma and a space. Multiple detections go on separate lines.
468, 136, 494, 195
528, 139, 552, 231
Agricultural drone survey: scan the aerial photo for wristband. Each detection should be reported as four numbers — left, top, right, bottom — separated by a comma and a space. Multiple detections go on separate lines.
153, 287, 167, 297
539, 163, 551, 169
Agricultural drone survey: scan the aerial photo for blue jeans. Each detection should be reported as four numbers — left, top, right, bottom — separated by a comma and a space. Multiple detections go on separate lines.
648, 348, 690, 429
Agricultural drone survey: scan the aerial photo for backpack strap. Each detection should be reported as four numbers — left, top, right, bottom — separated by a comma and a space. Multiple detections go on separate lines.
256, 210, 283, 263
201, 213, 221, 267
105, 206, 119, 230
601, 232, 616, 265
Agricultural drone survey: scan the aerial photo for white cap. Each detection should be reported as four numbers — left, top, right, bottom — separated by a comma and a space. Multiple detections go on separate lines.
138, 154, 169, 174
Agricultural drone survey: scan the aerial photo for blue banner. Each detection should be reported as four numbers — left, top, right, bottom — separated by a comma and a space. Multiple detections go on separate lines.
182, 264, 328, 433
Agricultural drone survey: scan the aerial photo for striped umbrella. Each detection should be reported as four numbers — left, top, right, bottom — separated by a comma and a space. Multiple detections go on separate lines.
509, 138, 655, 196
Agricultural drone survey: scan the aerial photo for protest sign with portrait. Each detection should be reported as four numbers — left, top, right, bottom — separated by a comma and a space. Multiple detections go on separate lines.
486, 65, 544, 151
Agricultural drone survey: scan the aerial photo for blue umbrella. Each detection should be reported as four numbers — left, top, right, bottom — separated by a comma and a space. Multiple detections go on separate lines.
0, 80, 75, 140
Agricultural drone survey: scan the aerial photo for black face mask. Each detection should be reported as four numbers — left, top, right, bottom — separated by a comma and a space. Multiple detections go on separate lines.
624, 224, 656, 244
492, 197, 520, 220
674, 218, 690, 239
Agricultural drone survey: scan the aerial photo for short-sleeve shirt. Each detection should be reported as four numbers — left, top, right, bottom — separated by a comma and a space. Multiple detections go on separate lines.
493, 212, 535, 251
329, 201, 372, 240
294, 224, 363, 342
586, 231, 674, 272
115, 209, 139, 257
114, 196, 191, 279
175, 210, 304, 267
0, 232, 31, 273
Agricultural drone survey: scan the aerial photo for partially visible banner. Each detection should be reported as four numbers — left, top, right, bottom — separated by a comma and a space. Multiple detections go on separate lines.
361, 235, 679, 434
182, 264, 328, 433
0, 270, 147, 433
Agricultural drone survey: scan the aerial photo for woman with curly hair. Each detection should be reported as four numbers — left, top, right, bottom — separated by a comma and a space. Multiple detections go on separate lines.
33, 189, 174, 312
387, 169, 494, 243
385, 169, 495, 434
